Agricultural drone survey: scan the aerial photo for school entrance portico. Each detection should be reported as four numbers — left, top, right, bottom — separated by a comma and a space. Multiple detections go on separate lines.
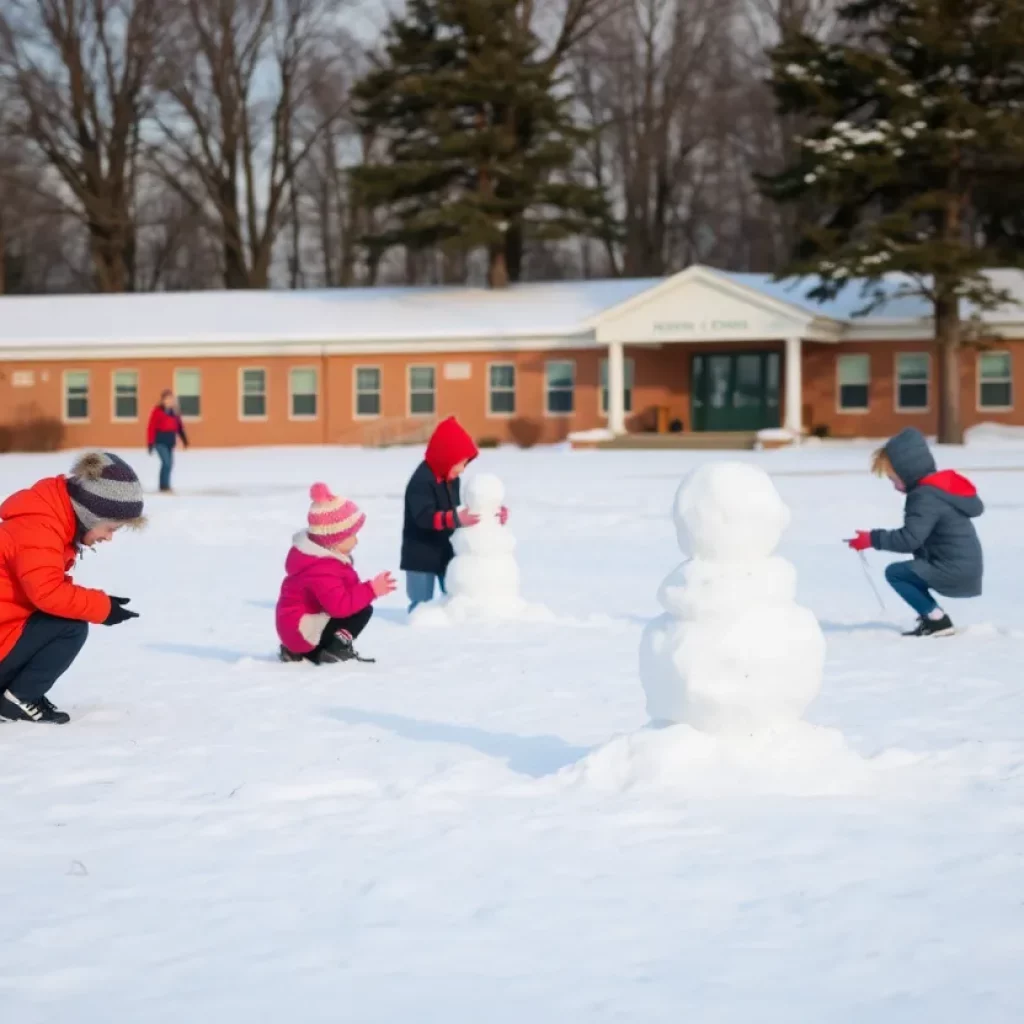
589, 267, 842, 437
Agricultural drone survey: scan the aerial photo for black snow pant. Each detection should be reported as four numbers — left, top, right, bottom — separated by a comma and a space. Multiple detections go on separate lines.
0, 613, 89, 701
303, 605, 374, 663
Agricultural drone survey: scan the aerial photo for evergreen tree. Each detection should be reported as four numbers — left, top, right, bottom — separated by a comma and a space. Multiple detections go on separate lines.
759, 0, 1024, 443
351, 0, 611, 287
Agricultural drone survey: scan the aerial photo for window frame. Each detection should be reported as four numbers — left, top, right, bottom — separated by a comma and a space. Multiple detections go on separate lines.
111, 368, 140, 422
836, 353, 871, 413
288, 366, 319, 421
353, 365, 382, 420
894, 352, 931, 413
239, 366, 268, 421
407, 364, 437, 418
62, 369, 90, 424
545, 359, 576, 417
977, 350, 1013, 412
599, 356, 636, 416
174, 368, 202, 421
487, 362, 517, 418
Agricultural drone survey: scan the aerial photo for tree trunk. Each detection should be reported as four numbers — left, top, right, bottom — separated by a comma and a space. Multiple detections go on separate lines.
488, 245, 509, 288
934, 291, 963, 444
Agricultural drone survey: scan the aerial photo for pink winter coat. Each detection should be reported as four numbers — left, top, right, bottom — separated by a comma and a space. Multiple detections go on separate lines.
275, 532, 376, 653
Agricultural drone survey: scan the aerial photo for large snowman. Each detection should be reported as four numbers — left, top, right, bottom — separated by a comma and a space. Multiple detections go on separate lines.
639, 461, 825, 733
411, 472, 548, 624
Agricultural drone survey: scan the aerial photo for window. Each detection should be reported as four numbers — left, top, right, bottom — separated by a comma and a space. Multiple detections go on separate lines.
600, 357, 635, 415
175, 369, 201, 419
289, 367, 318, 419
546, 360, 575, 415
355, 367, 381, 417
896, 353, 930, 411
241, 368, 267, 419
113, 370, 139, 420
488, 364, 516, 416
64, 371, 89, 421
409, 366, 436, 416
978, 352, 1012, 410
837, 354, 870, 411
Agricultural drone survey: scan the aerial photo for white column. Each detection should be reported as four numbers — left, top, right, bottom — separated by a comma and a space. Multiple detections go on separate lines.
607, 340, 626, 435
784, 336, 803, 436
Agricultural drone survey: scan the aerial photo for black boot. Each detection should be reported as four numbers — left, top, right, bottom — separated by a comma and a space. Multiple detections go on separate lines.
0, 691, 71, 724
320, 631, 375, 664
279, 645, 306, 663
902, 614, 956, 637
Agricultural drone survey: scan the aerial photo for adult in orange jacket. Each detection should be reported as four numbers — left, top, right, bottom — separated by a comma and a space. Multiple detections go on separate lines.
0, 452, 144, 724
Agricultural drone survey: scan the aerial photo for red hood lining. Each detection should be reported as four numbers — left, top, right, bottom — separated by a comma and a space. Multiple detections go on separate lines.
919, 470, 977, 498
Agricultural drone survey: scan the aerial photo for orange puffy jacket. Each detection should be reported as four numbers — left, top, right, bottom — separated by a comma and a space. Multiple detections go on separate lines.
0, 476, 112, 662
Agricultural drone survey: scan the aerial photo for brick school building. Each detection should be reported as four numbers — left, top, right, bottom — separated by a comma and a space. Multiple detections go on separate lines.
1, 265, 1023, 450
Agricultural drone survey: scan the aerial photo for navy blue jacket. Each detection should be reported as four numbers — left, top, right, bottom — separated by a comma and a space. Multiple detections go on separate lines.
871, 427, 984, 597
400, 416, 479, 577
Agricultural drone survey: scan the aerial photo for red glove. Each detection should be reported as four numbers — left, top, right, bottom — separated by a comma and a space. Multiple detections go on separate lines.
847, 531, 872, 551
498, 506, 509, 525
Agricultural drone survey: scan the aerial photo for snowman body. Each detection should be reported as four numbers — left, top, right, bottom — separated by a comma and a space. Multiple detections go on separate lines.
444, 473, 521, 606
639, 461, 825, 733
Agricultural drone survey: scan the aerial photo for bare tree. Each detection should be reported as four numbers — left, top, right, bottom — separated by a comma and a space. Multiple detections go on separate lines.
153, 0, 350, 289
0, 0, 167, 291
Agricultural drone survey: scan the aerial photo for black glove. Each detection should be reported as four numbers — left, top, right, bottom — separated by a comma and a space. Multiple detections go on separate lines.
103, 596, 139, 626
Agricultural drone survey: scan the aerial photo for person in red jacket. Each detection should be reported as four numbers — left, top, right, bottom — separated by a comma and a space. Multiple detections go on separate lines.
0, 452, 143, 724
147, 389, 188, 493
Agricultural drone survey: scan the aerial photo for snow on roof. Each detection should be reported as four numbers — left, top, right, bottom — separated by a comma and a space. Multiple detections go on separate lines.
0, 278, 659, 349
3, 266, 1024, 352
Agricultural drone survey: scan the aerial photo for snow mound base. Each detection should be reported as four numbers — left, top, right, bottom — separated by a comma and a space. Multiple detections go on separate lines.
410, 594, 554, 627
560, 722, 899, 798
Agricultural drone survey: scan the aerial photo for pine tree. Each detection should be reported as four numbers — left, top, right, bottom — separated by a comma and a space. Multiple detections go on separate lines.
759, 0, 1024, 443
351, 0, 611, 287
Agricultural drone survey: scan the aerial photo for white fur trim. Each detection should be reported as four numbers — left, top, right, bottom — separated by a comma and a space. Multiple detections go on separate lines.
291, 531, 352, 563
298, 612, 330, 647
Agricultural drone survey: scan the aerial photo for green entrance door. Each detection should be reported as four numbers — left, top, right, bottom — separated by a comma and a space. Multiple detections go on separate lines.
691, 352, 780, 432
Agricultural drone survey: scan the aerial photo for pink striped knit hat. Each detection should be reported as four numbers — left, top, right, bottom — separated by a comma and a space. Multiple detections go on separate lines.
307, 482, 365, 548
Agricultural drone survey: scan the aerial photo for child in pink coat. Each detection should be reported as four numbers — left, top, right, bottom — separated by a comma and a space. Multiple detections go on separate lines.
276, 483, 396, 664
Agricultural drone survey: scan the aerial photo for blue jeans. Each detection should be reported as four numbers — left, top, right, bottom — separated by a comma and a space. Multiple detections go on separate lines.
406, 571, 446, 612
155, 444, 173, 491
885, 561, 938, 617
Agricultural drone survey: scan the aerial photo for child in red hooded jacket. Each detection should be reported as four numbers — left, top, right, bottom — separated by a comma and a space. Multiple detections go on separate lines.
276, 484, 396, 664
400, 416, 507, 611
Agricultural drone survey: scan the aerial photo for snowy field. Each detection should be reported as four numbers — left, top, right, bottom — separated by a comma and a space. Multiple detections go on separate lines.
3, 436, 1024, 1023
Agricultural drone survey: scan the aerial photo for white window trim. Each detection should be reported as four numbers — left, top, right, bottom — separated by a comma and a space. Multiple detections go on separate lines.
62, 369, 90, 424
174, 368, 203, 422
486, 361, 517, 419
545, 359, 576, 418
407, 363, 437, 418
239, 366, 268, 422
976, 350, 1014, 412
599, 356, 635, 416
288, 366, 319, 422
353, 365, 382, 420
110, 368, 140, 423
894, 352, 931, 414
835, 353, 870, 414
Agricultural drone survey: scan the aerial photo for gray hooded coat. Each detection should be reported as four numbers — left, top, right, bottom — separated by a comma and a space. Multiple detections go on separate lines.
870, 427, 984, 597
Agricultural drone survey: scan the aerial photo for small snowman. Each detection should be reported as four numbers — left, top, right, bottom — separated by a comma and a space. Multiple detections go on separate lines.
639, 461, 825, 733
411, 473, 547, 623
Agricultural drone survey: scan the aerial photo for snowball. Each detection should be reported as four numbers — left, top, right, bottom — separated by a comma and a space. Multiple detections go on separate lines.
446, 551, 520, 602
464, 473, 504, 516
674, 462, 790, 562
656, 556, 797, 618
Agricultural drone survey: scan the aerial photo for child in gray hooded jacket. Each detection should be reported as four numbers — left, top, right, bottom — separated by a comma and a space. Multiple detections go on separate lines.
848, 427, 983, 636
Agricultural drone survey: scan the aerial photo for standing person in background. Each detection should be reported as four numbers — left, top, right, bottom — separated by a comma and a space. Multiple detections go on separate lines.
147, 389, 188, 493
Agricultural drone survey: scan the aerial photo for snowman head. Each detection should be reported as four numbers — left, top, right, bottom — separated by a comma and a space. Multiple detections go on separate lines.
464, 473, 504, 517
673, 461, 789, 561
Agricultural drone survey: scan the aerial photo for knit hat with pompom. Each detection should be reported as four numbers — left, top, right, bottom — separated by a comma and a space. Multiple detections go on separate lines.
307, 483, 365, 548
66, 452, 145, 533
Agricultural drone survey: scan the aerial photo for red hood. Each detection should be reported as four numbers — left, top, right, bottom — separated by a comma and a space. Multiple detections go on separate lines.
919, 470, 977, 498
0, 476, 76, 543
424, 416, 478, 480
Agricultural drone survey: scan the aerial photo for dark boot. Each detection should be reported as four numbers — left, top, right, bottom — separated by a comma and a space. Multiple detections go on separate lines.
902, 614, 956, 637
0, 691, 71, 724
320, 631, 375, 664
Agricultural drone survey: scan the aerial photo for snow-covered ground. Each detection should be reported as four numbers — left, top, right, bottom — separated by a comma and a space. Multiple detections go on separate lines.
3, 438, 1024, 1023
